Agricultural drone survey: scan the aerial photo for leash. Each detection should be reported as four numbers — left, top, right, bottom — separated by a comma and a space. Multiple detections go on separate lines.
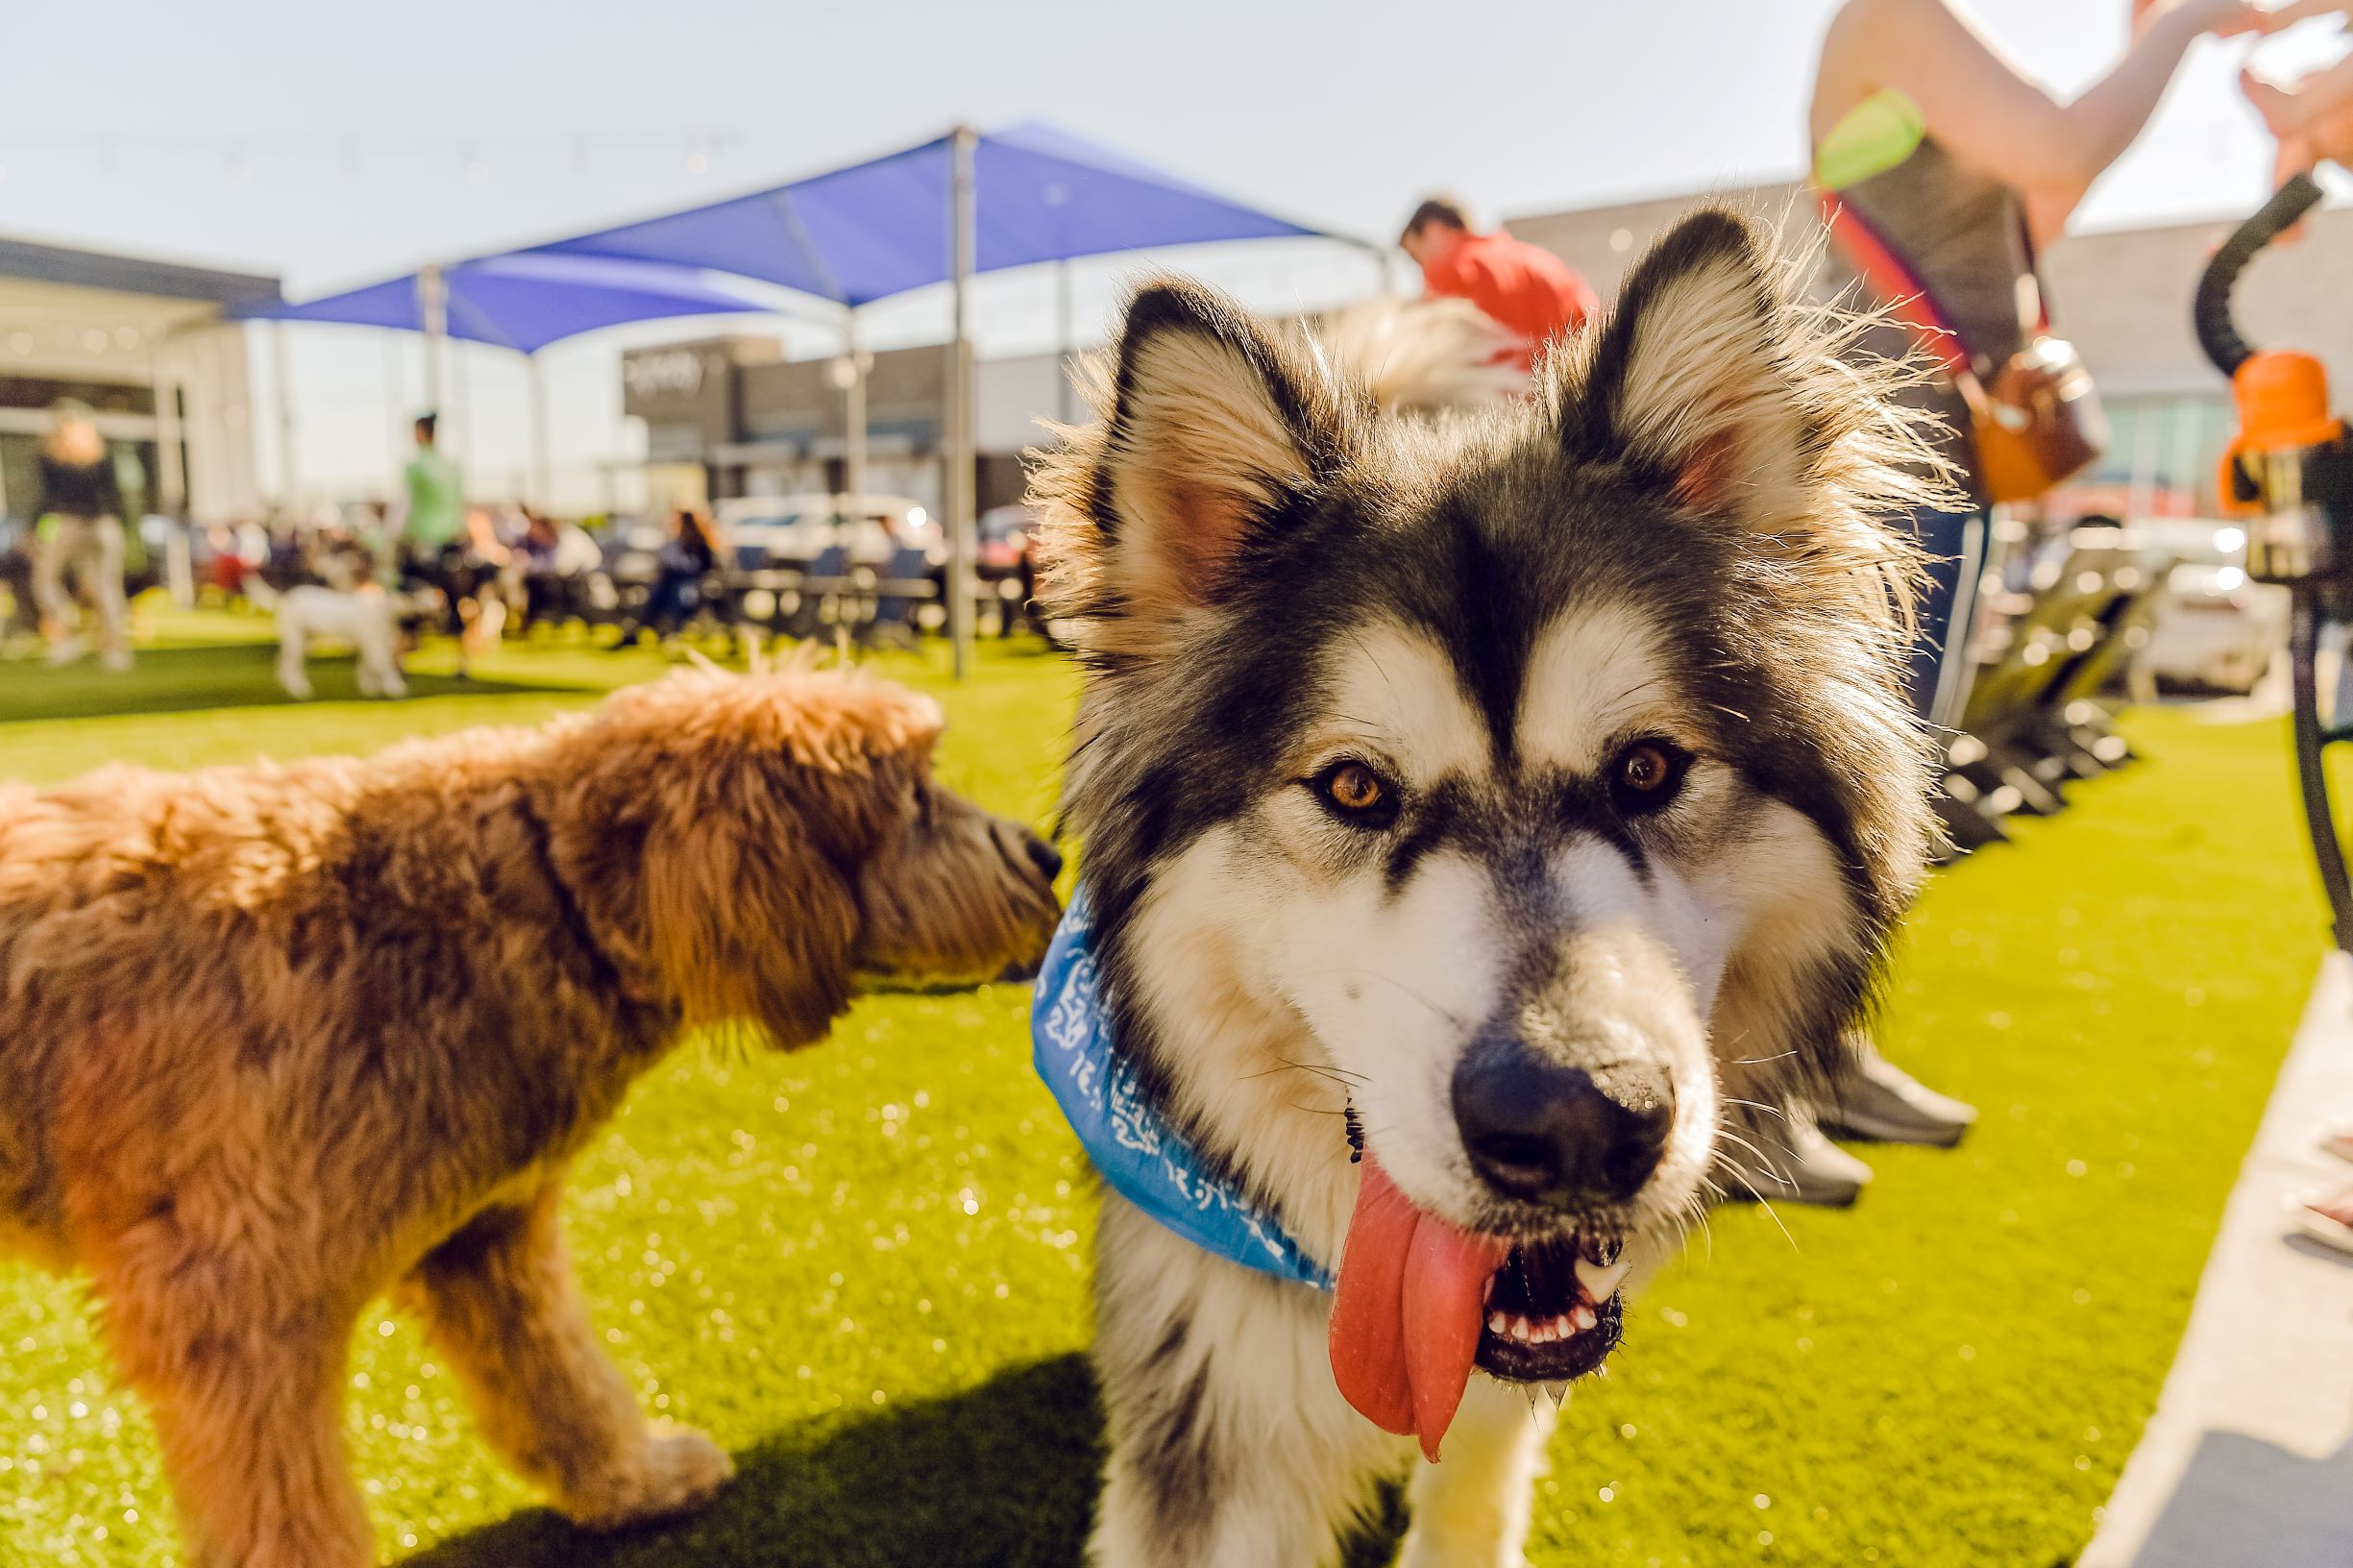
1031, 884, 1336, 1290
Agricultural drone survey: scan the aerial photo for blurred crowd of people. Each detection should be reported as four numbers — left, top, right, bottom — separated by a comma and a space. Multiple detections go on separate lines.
0, 400, 674, 674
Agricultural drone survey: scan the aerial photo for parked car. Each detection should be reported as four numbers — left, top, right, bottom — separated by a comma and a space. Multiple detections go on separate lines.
717, 493, 937, 571
598, 514, 672, 585
975, 502, 1034, 583
2138, 522, 2290, 695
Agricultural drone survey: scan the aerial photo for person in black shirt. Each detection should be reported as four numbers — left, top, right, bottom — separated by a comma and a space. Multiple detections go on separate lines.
625, 505, 721, 648
33, 400, 132, 671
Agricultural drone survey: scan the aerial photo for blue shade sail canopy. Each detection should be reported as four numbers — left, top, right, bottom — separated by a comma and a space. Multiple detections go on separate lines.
232, 253, 776, 354
521, 121, 1338, 307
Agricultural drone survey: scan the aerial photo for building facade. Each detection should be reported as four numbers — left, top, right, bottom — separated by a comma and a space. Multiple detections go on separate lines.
623, 334, 1060, 518
0, 233, 280, 526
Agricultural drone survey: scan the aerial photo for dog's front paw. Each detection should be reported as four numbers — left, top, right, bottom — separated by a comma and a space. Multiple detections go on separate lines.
563, 1426, 736, 1531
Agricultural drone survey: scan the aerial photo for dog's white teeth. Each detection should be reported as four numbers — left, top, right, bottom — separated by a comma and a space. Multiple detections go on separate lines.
1509, 1314, 1535, 1343
1487, 1311, 1509, 1336
1572, 1303, 1599, 1333
1574, 1255, 1631, 1304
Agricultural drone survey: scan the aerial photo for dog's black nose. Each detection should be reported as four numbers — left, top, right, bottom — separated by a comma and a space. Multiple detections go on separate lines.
1020, 828, 1064, 884
1452, 1035, 1675, 1209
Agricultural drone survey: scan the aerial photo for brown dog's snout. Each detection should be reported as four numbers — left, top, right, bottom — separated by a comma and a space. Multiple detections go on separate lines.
984, 819, 1063, 983
997, 820, 1064, 886
1453, 1034, 1676, 1210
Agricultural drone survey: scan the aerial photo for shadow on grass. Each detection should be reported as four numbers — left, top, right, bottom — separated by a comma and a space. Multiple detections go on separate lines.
0, 644, 574, 723
405, 1352, 1415, 1568
406, 1355, 1106, 1568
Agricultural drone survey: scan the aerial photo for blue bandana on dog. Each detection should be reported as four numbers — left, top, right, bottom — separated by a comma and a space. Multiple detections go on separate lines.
1032, 885, 1335, 1290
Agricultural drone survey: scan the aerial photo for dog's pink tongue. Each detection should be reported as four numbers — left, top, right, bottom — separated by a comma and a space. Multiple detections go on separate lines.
1401, 1213, 1511, 1459
1328, 1156, 1511, 1462
1328, 1157, 1419, 1437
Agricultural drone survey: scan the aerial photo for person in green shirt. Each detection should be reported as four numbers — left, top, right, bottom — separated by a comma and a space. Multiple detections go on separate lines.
400, 412, 464, 554
393, 412, 503, 677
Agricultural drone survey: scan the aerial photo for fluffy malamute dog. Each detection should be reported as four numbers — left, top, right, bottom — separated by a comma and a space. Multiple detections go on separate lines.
1030, 208, 1946, 1565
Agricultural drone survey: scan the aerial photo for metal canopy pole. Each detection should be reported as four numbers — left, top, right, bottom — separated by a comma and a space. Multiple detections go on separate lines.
270, 321, 301, 514
946, 125, 978, 680
1056, 259, 1075, 426
153, 348, 185, 517
381, 332, 405, 476
450, 340, 472, 464
527, 355, 552, 510
844, 307, 868, 503
417, 264, 449, 415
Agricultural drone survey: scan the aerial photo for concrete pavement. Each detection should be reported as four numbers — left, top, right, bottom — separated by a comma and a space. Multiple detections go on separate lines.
2082, 952, 2353, 1567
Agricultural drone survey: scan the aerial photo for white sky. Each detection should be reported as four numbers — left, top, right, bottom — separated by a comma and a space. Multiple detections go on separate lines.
0, 0, 2339, 509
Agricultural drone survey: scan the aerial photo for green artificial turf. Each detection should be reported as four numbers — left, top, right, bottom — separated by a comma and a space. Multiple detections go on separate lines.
0, 611, 2327, 1566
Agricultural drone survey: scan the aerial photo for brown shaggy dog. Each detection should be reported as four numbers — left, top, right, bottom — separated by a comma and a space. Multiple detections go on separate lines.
0, 664, 1063, 1568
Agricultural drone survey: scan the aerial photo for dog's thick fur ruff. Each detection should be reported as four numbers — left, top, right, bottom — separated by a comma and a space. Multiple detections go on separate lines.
1030, 208, 1950, 1565
0, 663, 1060, 1568
275, 582, 407, 700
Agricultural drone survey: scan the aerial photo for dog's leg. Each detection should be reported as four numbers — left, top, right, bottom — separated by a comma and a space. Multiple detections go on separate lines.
355, 629, 381, 698
400, 1182, 735, 1530
276, 616, 311, 700
91, 1261, 371, 1568
1395, 1376, 1555, 1568
379, 628, 407, 698
365, 612, 407, 698
1087, 1195, 1397, 1567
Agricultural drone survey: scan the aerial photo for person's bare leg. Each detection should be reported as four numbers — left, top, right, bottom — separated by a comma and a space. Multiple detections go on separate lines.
400, 1183, 734, 1529
452, 594, 475, 678
33, 519, 83, 660
91, 516, 131, 668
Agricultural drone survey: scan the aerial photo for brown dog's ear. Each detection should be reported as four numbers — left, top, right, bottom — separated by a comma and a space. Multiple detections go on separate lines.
1035, 279, 1360, 655
642, 769, 862, 1049
1563, 209, 1827, 532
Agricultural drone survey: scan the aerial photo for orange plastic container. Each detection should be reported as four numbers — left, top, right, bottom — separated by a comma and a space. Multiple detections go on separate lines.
2218, 350, 2344, 515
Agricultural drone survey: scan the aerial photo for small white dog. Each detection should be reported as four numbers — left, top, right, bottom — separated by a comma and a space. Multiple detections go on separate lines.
276, 584, 406, 700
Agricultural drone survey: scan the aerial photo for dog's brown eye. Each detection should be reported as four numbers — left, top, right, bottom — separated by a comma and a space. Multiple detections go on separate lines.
1610, 740, 1689, 814
1311, 761, 1396, 827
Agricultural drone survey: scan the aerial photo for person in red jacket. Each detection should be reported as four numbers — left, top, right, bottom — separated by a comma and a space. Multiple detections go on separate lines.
1399, 196, 1598, 371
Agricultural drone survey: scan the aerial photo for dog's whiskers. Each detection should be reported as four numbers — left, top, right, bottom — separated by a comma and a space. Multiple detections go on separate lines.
1707, 1140, 1801, 1254
1714, 1128, 1796, 1185
1243, 1053, 1368, 1087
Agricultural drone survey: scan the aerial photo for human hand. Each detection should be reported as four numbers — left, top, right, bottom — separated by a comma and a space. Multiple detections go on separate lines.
2133, 0, 2279, 43
2242, 0, 2353, 33
2244, 57, 2353, 176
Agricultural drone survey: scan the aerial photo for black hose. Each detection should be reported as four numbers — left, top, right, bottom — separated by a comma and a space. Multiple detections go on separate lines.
2194, 172, 2326, 378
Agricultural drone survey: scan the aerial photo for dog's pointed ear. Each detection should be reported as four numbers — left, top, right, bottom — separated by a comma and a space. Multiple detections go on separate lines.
1034, 279, 1360, 653
1563, 209, 1827, 532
